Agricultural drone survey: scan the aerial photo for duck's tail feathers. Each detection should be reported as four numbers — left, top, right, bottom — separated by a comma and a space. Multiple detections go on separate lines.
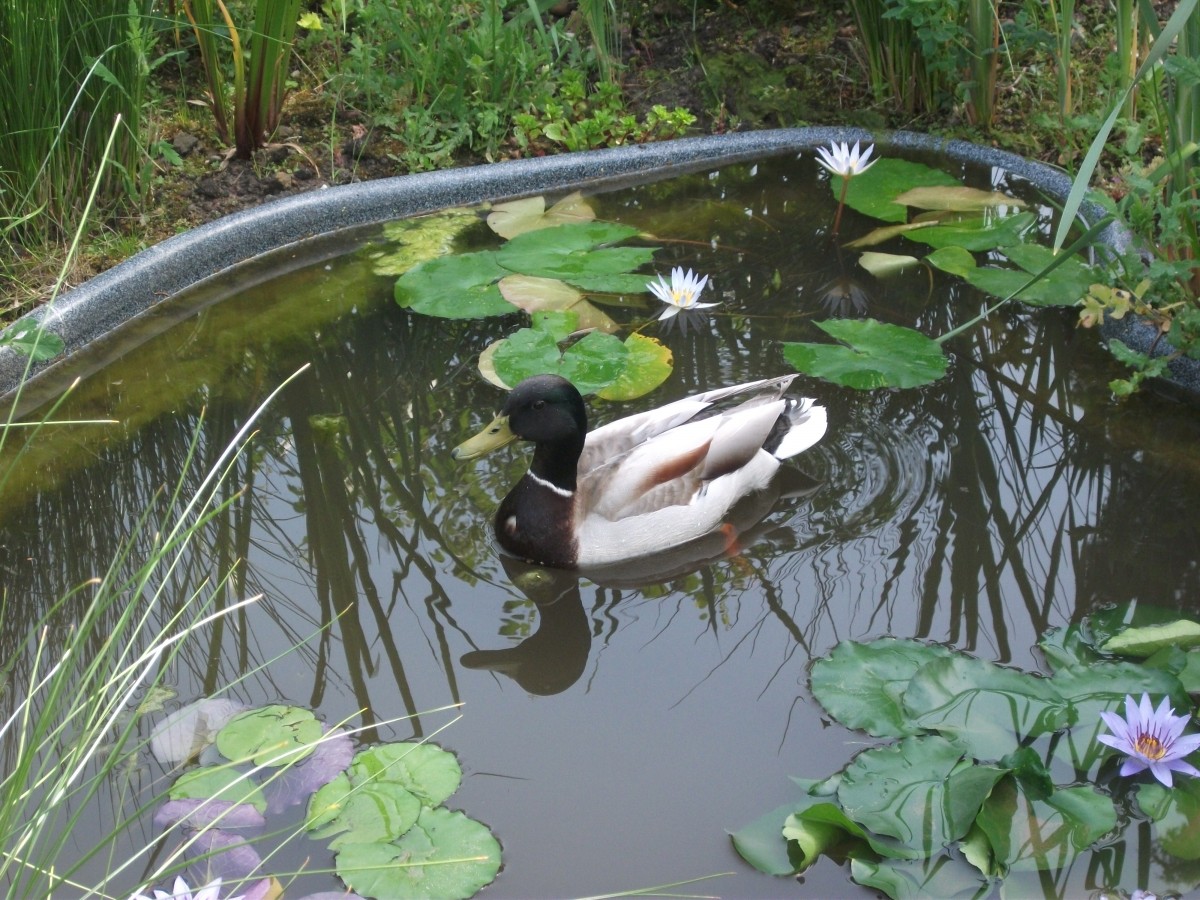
765, 398, 827, 460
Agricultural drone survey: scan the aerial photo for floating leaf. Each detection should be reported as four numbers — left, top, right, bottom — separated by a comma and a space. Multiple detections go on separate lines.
490, 328, 628, 395
394, 252, 515, 319
154, 798, 265, 831
1101, 619, 1200, 657
781, 318, 948, 390
348, 743, 463, 807
169, 765, 267, 814
497, 274, 617, 333
924, 246, 977, 279
335, 807, 501, 900
151, 698, 248, 765
373, 209, 481, 276
306, 774, 422, 849
838, 158, 960, 223
969, 243, 1098, 307
902, 655, 1068, 760
857, 251, 919, 277
893, 186, 1027, 213
560, 272, 655, 295
838, 735, 984, 854
596, 333, 674, 401
903, 211, 1037, 252
850, 854, 992, 900
497, 221, 654, 280
976, 778, 1115, 873
810, 639, 955, 738
216, 705, 322, 767
730, 802, 814, 876
1138, 778, 1200, 859
486, 192, 595, 239
844, 220, 940, 249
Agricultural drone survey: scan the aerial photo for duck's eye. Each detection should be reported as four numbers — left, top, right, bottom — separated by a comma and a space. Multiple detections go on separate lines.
532, 399, 546, 410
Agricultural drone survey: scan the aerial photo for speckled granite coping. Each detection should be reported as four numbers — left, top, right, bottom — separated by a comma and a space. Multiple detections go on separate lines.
4, 127, 1191, 401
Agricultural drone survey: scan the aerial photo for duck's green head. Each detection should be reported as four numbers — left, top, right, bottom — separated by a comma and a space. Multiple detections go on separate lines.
452, 375, 587, 460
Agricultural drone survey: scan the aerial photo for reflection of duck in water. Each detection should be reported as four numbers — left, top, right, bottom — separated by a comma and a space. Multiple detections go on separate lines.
452, 374, 826, 571
461, 559, 590, 696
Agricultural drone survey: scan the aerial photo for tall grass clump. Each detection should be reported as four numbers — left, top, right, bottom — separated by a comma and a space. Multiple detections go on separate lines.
0, 371, 305, 896
0, 0, 153, 295
181, 0, 304, 158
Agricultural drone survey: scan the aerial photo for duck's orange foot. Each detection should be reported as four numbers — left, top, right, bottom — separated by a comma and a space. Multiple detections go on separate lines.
717, 522, 742, 557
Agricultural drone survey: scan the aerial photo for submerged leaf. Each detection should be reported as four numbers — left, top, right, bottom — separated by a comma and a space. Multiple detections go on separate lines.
373, 208, 481, 276
893, 186, 1027, 213
169, 765, 267, 814
781, 318, 948, 390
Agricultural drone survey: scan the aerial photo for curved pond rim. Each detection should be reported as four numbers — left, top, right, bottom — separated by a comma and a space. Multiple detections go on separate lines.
0, 127, 1151, 405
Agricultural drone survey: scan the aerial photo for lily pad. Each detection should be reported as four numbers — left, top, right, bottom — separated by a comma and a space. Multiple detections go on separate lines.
1100, 619, 1200, 657
809, 639, 955, 738
850, 854, 992, 900
839, 158, 960, 223
216, 705, 322, 767
335, 807, 502, 900
348, 743, 463, 807
485, 192, 595, 239
489, 328, 629, 395
892, 186, 1027, 213
903, 211, 1037, 252
781, 318, 948, 390
595, 333, 674, 401
497, 221, 654, 280
394, 252, 516, 319
857, 251, 919, 277
306, 773, 423, 849
168, 765, 268, 814
497, 274, 617, 333
150, 697, 248, 765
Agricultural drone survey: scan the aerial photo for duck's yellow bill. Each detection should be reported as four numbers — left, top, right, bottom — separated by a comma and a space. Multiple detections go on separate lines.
452, 414, 517, 460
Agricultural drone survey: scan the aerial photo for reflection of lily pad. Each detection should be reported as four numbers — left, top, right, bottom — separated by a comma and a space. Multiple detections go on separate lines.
335, 807, 502, 900
781, 319, 948, 390
394, 252, 516, 319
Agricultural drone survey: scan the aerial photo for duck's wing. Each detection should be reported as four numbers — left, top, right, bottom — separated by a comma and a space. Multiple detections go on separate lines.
579, 398, 789, 521
578, 375, 797, 475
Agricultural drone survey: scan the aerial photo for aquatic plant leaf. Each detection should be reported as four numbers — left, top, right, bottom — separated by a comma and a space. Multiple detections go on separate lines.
183, 829, 265, 884
844, 220, 940, 249
169, 765, 267, 813
348, 743, 463, 807
857, 251, 919, 277
560, 272, 656, 294
1036, 624, 1102, 672
924, 246, 976, 279
497, 221, 653, 280
150, 698, 248, 765
497, 274, 617, 333
1084, 601, 1185, 649
730, 802, 815, 875
837, 735, 985, 853
1138, 778, 1200, 859
490, 328, 628, 395
781, 318, 948, 390
394, 252, 515, 319
154, 798, 265, 831
893, 186, 1027, 213
1100, 619, 1200, 657
970, 243, 1097, 306
787, 801, 918, 862
596, 334, 674, 401
903, 211, 1037, 252
373, 208, 481, 276
850, 854, 992, 900
838, 158, 960, 223
809, 638, 955, 738
216, 705, 322, 767
902, 656, 1068, 759
306, 775, 422, 848
335, 807, 501, 900
0, 319, 65, 361
977, 778, 1115, 873
486, 192, 595, 239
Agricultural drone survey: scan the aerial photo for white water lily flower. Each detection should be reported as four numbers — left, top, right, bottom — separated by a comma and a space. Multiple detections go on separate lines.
815, 140, 878, 178
130, 875, 243, 900
647, 267, 717, 320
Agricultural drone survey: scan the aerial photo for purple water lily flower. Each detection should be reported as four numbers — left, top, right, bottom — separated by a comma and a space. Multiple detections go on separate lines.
1098, 693, 1200, 787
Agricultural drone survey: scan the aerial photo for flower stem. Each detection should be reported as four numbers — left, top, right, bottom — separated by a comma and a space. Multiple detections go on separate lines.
831, 176, 850, 238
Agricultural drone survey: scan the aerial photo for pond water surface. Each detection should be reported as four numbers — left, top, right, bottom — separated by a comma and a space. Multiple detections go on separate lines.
4, 151, 1200, 898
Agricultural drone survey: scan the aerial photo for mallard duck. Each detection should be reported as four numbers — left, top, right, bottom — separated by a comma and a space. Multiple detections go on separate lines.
452, 374, 827, 570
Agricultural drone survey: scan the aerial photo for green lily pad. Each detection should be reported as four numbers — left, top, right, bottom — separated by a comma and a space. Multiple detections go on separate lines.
595, 333, 674, 401
838, 158, 960, 223
904, 211, 1037, 252
306, 773, 423, 848
809, 639, 955, 738
394, 252, 516, 319
902, 655, 1069, 760
215, 704, 322, 767
168, 765, 267, 813
850, 853, 993, 900
857, 251, 920, 277
1101, 619, 1200, 657
1138, 778, 1200, 859
730, 802, 813, 876
781, 318, 948, 390
489, 328, 629, 395
335, 807, 502, 900
496, 221, 653, 281
976, 778, 1115, 873
348, 743, 463, 807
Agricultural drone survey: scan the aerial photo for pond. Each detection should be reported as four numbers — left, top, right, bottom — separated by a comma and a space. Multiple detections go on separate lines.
3, 148, 1200, 898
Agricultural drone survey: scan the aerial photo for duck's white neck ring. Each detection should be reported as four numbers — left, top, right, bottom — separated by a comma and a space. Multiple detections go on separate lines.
528, 470, 574, 498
